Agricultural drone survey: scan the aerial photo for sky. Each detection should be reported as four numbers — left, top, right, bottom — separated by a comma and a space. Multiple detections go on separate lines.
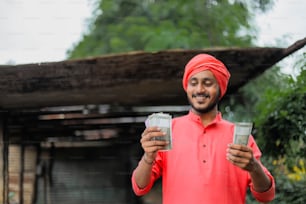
0, 0, 305, 70
0, 0, 93, 65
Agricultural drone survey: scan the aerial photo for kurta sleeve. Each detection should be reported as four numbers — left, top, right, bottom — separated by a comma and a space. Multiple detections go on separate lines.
250, 173, 275, 202
248, 136, 276, 202
131, 153, 163, 196
131, 169, 156, 196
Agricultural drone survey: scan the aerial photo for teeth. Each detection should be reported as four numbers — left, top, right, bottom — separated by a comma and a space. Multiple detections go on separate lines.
195, 96, 208, 101
192, 94, 209, 98
197, 95, 208, 98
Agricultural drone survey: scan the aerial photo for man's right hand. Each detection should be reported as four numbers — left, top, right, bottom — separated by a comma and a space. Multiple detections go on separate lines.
140, 127, 169, 161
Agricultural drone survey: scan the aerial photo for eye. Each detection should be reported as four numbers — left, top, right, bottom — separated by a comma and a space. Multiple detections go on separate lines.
189, 79, 197, 86
204, 80, 213, 86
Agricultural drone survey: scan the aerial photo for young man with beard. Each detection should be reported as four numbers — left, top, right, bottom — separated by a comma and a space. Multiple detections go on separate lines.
131, 54, 275, 204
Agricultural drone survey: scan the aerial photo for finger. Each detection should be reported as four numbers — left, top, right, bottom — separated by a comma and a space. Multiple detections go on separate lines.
230, 150, 252, 159
228, 145, 253, 157
144, 145, 167, 153
143, 141, 169, 153
142, 139, 169, 151
141, 126, 163, 138
143, 139, 169, 148
143, 126, 162, 135
227, 155, 252, 170
141, 129, 166, 142
227, 153, 249, 163
228, 143, 250, 151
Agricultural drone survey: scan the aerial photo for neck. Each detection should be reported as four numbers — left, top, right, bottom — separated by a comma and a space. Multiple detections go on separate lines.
192, 106, 218, 126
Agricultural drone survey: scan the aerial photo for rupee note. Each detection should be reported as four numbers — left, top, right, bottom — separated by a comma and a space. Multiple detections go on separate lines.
146, 112, 172, 151
233, 122, 253, 145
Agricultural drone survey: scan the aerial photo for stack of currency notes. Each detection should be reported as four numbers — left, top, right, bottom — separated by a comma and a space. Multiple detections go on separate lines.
146, 112, 172, 151
233, 122, 253, 145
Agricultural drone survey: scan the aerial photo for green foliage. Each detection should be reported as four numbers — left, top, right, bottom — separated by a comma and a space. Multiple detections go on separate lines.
246, 157, 306, 204
221, 65, 289, 121
227, 53, 306, 203
223, 53, 306, 163
272, 172, 306, 204
254, 54, 306, 163
67, 0, 273, 59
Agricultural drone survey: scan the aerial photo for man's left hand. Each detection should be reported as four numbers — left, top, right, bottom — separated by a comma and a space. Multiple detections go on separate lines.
226, 143, 258, 172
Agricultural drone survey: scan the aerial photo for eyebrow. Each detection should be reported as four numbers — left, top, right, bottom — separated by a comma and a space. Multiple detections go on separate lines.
189, 76, 215, 81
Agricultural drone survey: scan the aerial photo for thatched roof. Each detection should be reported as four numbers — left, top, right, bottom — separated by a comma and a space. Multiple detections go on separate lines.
1, 37, 305, 142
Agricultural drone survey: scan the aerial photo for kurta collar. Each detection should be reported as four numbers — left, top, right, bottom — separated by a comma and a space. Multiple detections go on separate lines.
187, 110, 222, 127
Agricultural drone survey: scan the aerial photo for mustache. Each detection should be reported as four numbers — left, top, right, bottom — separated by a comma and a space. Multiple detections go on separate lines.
192, 93, 210, 98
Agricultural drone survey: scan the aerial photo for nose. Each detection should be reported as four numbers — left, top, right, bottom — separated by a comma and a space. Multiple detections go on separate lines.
196, 83, 205, 93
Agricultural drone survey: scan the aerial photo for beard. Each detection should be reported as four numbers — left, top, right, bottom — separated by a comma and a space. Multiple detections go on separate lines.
188, 91, 220, 114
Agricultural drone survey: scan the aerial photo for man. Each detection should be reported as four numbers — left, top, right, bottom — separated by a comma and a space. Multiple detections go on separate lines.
131, 54, 275, 204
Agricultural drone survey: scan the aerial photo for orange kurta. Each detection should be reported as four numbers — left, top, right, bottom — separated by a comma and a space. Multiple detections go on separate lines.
132, 111, 275, 204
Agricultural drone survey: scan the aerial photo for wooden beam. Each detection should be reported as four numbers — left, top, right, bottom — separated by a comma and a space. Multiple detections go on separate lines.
0, 39, 305, 109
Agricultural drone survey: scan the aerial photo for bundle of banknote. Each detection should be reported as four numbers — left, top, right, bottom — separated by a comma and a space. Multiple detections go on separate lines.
233, 122, 253, 145
146, 112, 172, 151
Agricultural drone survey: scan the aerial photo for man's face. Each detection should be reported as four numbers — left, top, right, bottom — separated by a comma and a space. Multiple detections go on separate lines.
186, 70, 220, 114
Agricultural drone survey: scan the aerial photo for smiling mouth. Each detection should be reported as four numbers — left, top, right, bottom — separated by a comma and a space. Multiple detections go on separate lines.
191, 94, 210, 104
192, 93, 210, 99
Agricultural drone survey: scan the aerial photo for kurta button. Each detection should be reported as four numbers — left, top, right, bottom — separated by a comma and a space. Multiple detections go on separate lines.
203, 144, 206, 148
203, 160, 206, 163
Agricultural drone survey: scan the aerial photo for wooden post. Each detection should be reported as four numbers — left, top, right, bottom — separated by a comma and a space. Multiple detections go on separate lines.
19, 143, 25, 204
0, 113, 9, 204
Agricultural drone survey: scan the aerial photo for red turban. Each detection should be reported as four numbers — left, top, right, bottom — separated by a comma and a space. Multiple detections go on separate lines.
182, 54, 231, 99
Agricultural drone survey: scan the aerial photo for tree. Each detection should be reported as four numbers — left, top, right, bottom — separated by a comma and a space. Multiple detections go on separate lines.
221, 65, 290, 121
243, 52, 306, 204
67, 0, 273, 59
254, 53, 306, 162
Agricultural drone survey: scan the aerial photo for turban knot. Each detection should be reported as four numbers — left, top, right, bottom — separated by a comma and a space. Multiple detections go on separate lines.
182, 54, 231, 99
